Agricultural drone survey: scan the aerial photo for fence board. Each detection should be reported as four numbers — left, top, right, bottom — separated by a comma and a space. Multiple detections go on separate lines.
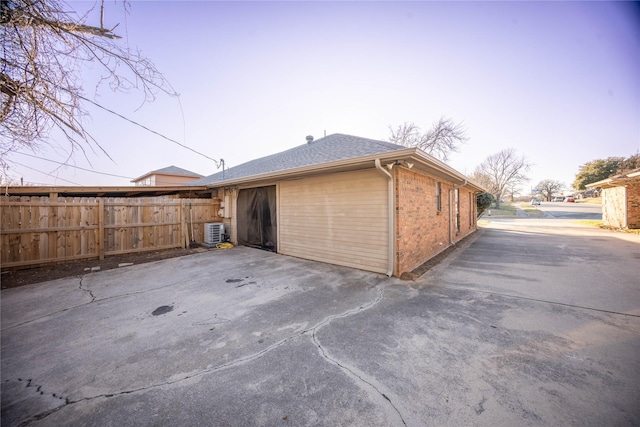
1, 195, 220, 268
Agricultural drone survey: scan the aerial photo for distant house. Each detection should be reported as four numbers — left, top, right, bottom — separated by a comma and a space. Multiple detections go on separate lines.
586, 168, 640, 229
190, 134, 485, 277
132, 166, 203, 186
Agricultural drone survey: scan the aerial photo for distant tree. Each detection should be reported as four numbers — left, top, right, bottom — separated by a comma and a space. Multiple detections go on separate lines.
389, 116, 468, 161
0, 0, 176, 172
619, 153, 640, 173
572, 157, 623, 190
535, 179, 564, 201
472, 148, 531, 209
476, 192, 493, 217
505, 183, 523, 202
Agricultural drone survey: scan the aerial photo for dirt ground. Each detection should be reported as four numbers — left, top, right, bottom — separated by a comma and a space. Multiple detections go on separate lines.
1, 246, 211, 290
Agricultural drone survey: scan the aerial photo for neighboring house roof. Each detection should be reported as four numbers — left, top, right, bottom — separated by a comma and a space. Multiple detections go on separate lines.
586, 168, 640, 189
132, 165, 203, 183
191, 134, 404, 186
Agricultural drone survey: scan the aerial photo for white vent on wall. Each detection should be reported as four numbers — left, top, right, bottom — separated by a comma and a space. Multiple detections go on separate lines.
204, 223, 225, 244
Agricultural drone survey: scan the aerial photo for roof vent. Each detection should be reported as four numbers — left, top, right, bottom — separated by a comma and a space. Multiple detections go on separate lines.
306, 135, 314, 144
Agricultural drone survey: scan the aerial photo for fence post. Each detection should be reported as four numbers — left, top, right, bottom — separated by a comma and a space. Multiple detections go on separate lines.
180, 199, 188, 248
98, 198, 105, 260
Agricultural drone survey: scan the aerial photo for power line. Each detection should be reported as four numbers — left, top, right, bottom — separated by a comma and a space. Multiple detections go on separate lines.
10, 160, 82, 185
14, 152, 134, 179
79, 95, 223, 168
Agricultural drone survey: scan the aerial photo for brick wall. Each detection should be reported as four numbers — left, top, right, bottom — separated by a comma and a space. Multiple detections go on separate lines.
625, 180, 640, 229
395, 168, 477, 274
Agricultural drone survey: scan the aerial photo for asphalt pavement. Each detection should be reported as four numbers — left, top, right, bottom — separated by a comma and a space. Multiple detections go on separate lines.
535, 201, 603, 220
2, 217, 639, 426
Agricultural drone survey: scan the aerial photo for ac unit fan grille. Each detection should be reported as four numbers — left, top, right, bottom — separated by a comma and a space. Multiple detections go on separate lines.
204, 223, 225, 244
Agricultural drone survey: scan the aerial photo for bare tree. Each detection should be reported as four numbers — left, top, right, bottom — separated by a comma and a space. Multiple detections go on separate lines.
389, 116, 468, 161
505, 182, 522, 202
0, 0, 176, 172
535, 179, 564, 201
472, 148, 531, 209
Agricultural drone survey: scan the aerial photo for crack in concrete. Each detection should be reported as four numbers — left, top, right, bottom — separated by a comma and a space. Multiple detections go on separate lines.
475, 395, 487, 415
5, 378, 70, 427
1, 276, 95, 332
18, 284, 394, 425
78, 275, 96, 302
2, 279, 186, 332
310, 288, 408, 426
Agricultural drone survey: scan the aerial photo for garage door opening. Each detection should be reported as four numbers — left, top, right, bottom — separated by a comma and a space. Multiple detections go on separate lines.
237, 186, 277, 252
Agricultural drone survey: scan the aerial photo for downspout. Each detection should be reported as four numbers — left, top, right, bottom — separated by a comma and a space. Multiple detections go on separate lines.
375, 159, 394, 277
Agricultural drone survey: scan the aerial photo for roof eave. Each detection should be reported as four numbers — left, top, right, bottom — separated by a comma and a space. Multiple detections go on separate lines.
410, 149, 487, 192
586, 179, 611, 188
586, 174, 639, 189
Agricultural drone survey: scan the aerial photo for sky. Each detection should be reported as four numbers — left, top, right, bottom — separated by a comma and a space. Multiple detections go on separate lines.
5, 1, 640, 193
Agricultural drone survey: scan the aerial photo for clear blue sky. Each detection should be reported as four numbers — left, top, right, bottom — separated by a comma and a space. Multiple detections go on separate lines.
7, 1, 640, 193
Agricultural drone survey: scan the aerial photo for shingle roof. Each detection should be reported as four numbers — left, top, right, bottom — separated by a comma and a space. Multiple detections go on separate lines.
190, 134, 405, 185
151, 166, 202, 177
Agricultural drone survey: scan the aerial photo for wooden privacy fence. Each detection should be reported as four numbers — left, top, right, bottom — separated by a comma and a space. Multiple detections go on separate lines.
1, 196, 220, 268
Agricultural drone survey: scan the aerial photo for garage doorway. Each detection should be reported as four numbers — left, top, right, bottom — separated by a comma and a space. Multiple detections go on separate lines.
237, 186, 277, 251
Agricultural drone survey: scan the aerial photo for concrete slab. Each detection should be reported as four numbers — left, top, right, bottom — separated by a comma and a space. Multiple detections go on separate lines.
2, 225, 639, 426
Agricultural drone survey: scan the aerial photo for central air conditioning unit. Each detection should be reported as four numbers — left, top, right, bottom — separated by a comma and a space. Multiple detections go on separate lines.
204, 222, 225, 245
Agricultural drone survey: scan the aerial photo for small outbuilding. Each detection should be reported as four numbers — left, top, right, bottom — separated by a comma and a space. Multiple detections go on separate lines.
586, 168, 640, 229
191, 134, 485, 277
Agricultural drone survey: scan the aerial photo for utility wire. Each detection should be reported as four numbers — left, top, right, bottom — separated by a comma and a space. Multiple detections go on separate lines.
79, 95, 223, 169
14, 152, 135, 179
10, 160, 83, 186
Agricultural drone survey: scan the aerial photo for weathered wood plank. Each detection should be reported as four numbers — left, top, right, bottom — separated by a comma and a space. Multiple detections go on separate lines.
0, 195, 217, 268
98, 198, 104, 260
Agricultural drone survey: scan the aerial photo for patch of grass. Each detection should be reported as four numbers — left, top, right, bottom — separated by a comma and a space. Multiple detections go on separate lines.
482, 203, 516, 217
519, 204, 545, 217
571, 220, 640, 234
497, 203, 516, 211
572, 220, 604, 228
601, 225, 640, 235
575, 197, 601, 205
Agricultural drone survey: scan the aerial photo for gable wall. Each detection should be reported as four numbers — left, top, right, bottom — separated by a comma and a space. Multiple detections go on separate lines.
602, 186, 627, 228
133, 174, 201, 186
152, 175, 201, 186
395, 167, 476, 274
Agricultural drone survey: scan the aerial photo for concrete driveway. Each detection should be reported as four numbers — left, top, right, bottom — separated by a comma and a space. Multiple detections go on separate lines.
2, 219, 639, 426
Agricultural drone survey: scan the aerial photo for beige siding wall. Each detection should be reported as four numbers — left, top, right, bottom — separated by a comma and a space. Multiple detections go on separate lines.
152, 175, 201, 186
278, 169, 389, 274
